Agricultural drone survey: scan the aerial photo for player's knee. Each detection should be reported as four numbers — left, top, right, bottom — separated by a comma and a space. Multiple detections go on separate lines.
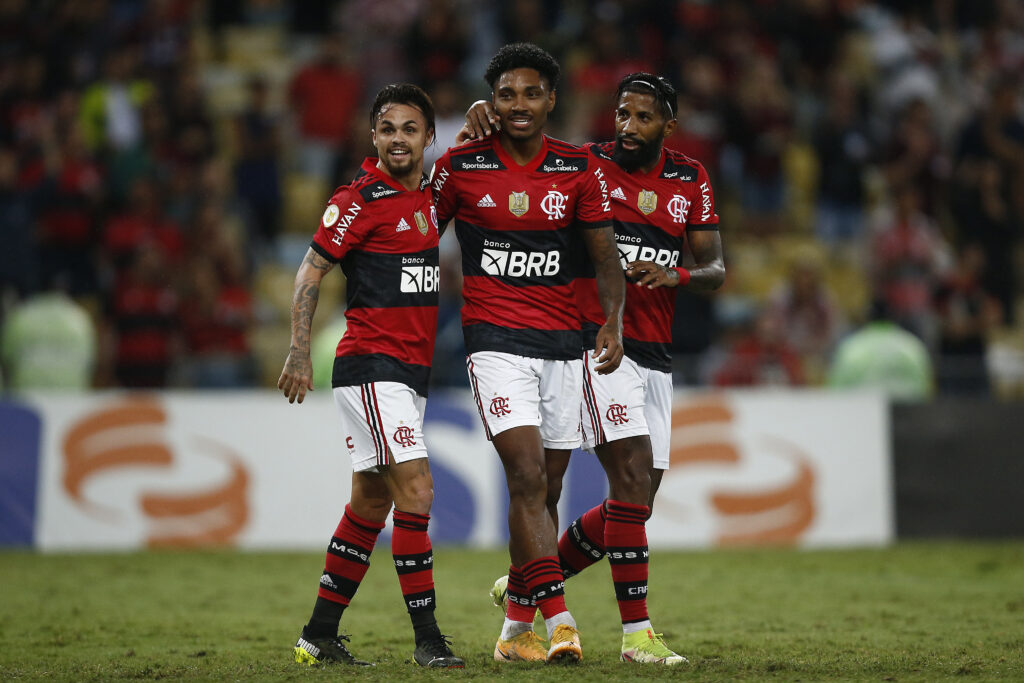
505, 465, 546, 503
394, 478, 434, 515
405, 488, 434, 515
351, 496, 393, 523
609, 462, 650, 505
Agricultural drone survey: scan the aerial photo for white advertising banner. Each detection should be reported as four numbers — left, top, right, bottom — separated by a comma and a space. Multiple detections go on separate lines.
22, 389, 891, 551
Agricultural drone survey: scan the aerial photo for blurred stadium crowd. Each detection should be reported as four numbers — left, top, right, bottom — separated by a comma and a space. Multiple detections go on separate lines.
1, 0, 1023, 397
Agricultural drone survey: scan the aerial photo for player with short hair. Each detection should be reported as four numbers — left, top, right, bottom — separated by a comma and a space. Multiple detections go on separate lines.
462, 72, 726, 665
432, 42, 626, 664
278, 83, 463, 669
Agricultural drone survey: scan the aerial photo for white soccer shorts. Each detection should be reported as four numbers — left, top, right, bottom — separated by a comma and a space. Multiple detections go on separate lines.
332, 381, 428, 472
466, 351, 583, 449
581, 351, 673, 470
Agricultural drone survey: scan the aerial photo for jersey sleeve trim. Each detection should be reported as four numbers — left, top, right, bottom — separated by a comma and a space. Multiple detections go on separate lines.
310, 240, 339, 263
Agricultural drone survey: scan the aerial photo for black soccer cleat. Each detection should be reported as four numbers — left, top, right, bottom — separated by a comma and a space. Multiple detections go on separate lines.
413, 634, 465, 668
294, 632, 373, 666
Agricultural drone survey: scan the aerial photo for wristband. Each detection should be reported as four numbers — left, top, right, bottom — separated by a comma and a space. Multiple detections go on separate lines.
673, 267, 691, 286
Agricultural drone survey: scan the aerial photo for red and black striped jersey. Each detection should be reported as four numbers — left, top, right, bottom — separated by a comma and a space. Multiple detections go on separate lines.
576, 143, 719, 372
310, 158, 440, 396
432, 135, 612, 360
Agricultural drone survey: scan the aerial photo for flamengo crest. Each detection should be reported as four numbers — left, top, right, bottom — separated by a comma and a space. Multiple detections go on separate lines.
393, 425, 416, 447
490, 396, 511, 416
667, 194, 690, 224
540, 191, 568, 220
508, 191, 529, 217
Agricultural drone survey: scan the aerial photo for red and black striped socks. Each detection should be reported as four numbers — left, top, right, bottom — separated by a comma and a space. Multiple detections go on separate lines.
521, 555, 568, 620
605, 499, 651, 627
392, 509, 440, 644
505, 564, 537, 623
558, 499, 652, 627
557, 501, 608, 578
306, 503, 385, 638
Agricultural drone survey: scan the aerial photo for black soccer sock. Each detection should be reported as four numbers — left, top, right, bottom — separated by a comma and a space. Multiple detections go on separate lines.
411, 610, 441, 645
305, 596, 346, 639
392, 510, 439, 646
305, 504, 385, 639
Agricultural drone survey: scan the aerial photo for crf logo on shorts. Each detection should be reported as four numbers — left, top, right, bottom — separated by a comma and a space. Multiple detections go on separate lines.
393, 426, 416, 447
490, 396, 511, 417
606, 403, 629, 425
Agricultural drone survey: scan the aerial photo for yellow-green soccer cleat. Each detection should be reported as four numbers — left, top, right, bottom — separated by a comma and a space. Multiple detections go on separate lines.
546, 624, 582, 664
490, 574, 508, 610
620, 629, 687, 665
294, 632, 373, 666
493, 629, 547, 662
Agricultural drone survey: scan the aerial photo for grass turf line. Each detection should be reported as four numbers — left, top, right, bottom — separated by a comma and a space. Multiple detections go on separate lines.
0, 543, 1022, 681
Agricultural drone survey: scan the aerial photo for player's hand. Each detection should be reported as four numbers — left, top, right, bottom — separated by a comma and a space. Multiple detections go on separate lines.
592, 321, 624, 375
465, 100, 500, 139
455, 123, 475, 145
626, 260, 680, 289
278, 350, 313, 404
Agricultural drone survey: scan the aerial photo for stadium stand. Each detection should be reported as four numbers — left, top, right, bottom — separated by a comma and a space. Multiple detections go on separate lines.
1, 0, 1021, 397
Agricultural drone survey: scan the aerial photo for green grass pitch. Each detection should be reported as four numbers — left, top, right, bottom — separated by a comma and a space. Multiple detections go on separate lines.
1, 543, 1022, 681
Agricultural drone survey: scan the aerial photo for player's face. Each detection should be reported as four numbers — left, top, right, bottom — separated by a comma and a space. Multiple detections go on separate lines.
612, 91, 676, 172
492, 68, 555, 142
371, 103, 434, 180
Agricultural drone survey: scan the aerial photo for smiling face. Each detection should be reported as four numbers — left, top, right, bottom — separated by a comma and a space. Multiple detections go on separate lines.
612, 91, 676, 173
371, 102, 434, 182
491, 67, 555, 143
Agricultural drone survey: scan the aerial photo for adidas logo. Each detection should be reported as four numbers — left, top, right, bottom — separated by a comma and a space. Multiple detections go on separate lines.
611, 187, 627, 201
477, 194, 497, 207
319, 573, 337, 588
396, 218, 412, 232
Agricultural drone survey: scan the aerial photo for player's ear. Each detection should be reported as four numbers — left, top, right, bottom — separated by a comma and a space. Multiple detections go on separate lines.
426, 128, 435, 148
370, 128, 377, 146
547, 89, 556, 113
663, 117, 677, 139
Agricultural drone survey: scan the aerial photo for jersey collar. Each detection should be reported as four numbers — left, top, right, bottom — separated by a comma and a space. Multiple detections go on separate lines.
490, 134, 550, 172
362, 157, 420, 192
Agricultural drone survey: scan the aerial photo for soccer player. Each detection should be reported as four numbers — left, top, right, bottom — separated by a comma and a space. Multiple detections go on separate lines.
431, 43, 626, 664
277, 84, 463, 669
462, 73, 726, 665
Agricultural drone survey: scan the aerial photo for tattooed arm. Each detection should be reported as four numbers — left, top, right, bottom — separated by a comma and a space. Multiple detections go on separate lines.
278, 248, 334, 403
581, 224, 626, 374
